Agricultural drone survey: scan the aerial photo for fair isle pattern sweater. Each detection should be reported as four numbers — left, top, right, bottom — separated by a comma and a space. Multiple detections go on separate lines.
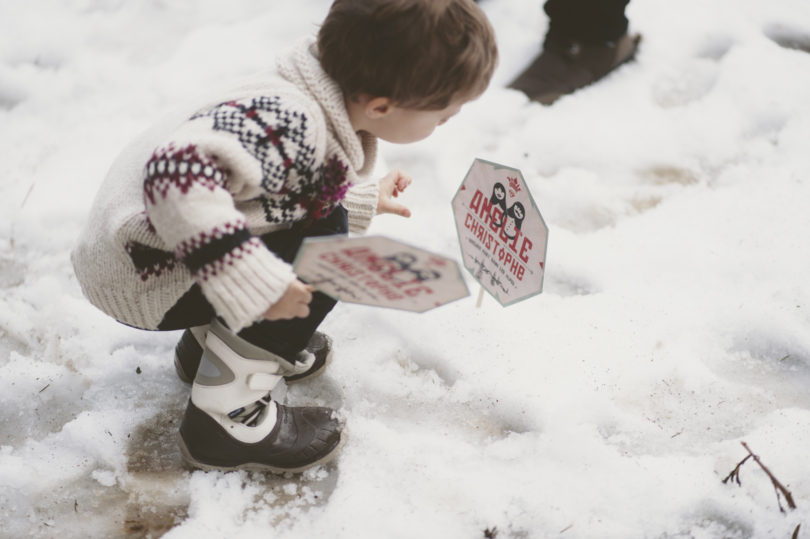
71, 39, 379, 332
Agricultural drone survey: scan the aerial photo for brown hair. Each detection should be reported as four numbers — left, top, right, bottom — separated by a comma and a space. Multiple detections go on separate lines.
317, 0, 498, 110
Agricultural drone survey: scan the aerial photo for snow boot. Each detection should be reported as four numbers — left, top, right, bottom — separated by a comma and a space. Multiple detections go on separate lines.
509, 32, 641, 105
174, 326, 333, 385
178, 319, 343, 473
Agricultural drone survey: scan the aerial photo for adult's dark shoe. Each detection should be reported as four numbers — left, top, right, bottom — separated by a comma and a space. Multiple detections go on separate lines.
174, 325, 333, 385
509, 32, 641, 104
178, 319, 343, 472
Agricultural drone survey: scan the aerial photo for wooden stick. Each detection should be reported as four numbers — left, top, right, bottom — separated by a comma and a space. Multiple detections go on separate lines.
476, 286, 485, 308
741, 441, 797, 511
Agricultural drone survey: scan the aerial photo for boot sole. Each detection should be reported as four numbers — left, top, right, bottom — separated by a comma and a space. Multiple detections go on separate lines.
177, 430, 345, 474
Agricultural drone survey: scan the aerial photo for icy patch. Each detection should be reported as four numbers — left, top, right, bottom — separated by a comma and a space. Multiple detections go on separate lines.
122, 406, 191, 537
0, 352, 88, 448
719, 330, 810, 410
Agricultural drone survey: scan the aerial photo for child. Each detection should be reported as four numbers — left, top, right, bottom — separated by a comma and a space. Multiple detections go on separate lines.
71, 0, 498, 473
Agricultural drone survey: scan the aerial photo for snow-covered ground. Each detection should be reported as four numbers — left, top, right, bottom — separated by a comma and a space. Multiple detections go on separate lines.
2, 0, 810, 537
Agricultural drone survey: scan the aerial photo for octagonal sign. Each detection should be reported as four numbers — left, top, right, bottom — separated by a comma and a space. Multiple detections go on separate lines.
452, 158, 548, 306
293, 235, 470, 312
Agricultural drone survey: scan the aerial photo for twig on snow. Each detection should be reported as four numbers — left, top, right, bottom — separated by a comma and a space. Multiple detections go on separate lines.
740, 441, 797, 512
723, 441, 797, 513
722, 454, 752, 486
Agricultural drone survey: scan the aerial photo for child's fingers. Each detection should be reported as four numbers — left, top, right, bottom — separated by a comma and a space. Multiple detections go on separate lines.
396, 175, 412, 191
383, 200, 411, 218
376, 170, 412, 217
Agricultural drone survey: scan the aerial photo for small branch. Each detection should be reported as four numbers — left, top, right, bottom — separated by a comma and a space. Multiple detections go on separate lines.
722, 454, 752, 486
740, 441, 797, 511
792, 524, 800, 539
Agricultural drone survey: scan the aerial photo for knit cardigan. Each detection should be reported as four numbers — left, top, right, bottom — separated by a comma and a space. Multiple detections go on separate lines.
71, 38, 379, 332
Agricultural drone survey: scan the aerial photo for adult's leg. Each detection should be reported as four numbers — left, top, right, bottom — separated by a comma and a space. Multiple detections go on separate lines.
543, 0, 630, 44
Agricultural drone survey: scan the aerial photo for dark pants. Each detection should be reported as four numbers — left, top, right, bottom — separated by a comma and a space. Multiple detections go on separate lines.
544, 0, 630, 44
158, 206, 348, 363
474, 0, 630, 43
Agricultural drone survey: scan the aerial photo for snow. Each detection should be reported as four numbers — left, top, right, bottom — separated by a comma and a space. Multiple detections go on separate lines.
2, 0, 810, 536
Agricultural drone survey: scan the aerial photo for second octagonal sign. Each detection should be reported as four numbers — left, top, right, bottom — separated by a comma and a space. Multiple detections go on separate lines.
293, 235, 470, 312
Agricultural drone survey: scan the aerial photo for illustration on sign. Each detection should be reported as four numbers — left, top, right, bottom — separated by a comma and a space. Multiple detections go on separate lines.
451, 158, 548, 306
293, 235, 470, 312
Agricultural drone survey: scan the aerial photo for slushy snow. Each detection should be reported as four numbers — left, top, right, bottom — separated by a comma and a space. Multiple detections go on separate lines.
1, 0, 810, 537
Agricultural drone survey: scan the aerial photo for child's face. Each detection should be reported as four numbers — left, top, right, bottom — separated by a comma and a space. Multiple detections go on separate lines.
351, 96, 468, 144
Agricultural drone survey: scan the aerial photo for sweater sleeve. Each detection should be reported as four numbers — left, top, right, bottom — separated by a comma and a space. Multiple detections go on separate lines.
342, 179, 379, 233
143, 96, 326, 331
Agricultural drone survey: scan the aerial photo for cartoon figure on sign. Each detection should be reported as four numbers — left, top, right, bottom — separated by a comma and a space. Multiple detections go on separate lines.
503, 202, 525, 240
383, 253, 441, 285
489, 182, 507, 227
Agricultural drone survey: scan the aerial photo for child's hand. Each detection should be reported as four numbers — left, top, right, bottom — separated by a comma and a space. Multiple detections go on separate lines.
377, 169, 412, 218
263, 280, 314, 321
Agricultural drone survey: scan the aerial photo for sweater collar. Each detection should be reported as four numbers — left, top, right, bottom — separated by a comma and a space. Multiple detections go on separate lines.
276, 37, 377, 177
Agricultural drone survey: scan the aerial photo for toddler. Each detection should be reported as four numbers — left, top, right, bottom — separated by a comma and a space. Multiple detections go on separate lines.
72, 0, 497, 472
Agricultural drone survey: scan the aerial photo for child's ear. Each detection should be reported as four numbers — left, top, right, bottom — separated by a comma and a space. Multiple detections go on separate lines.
364, 97, 393, 119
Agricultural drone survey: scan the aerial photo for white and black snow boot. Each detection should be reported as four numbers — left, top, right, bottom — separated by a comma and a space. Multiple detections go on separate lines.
174, 326, 333, 385
178, 320, 343, 473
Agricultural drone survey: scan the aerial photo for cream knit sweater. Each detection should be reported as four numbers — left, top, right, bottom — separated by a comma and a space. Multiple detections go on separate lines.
72, 38, 379, 332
